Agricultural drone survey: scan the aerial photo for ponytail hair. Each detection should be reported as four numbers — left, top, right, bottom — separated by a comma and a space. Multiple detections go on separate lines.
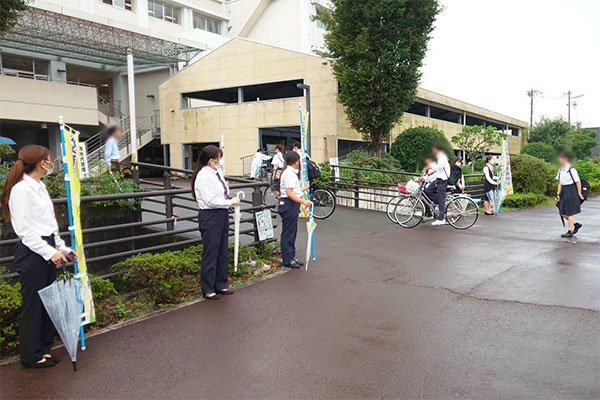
191, 144, 222, 200
277, 151, 300, 192
1, 145, 51, 221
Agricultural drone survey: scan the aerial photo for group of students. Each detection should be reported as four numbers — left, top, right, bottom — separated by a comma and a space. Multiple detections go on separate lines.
0, 140, 587, 369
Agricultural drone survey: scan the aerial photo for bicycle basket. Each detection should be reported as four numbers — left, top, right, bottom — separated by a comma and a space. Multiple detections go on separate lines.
405, 180, 420, 194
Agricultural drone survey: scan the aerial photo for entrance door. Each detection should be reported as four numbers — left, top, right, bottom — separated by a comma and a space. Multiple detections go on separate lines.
183, 142, 220, 170
259, 126, 301, 152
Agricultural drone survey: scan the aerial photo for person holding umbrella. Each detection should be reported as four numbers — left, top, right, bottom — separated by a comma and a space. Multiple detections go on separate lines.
278, 151, 311, 268
191, 145, 240, 300
556, 151, 584, 238
0, 145, 76, 368
483, 156, 498, 215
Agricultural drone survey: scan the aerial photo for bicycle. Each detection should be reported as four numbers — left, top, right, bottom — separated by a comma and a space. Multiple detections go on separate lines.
394, 178, 479, 229
386, 183, 409, 224
262, 179, 336, 220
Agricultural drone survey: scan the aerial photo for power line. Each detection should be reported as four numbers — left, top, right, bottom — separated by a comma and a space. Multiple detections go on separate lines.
564, 90, 584, 124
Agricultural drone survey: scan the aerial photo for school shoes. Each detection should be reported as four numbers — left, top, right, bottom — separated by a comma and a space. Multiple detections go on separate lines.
22, 358, 56, 369
561, 231, 573, 238
217, 289, 234, 295
293, 259, 305, 266
203, 293, 220, 300
573, 223, 582, 235
284, 260, 302, 268
431, 220, 446, 226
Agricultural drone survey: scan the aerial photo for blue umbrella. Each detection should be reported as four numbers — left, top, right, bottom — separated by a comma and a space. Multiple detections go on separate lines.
0, 137, 16, 145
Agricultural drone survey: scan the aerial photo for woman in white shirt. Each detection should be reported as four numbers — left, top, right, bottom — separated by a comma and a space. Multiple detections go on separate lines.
277, 151, 311, 268
270, 145, 285, 194
191, 145, 240, 300
1, 145, 76, 368
483, 156, 498, 215
556, 151, 583, 238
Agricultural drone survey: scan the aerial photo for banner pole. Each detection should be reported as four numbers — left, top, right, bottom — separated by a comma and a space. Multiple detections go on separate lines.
59, 116, 86, 350
299, 103, 315, 258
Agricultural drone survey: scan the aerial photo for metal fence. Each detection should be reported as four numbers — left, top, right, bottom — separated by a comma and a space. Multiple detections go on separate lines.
327, 164, 485, 211
0, 163, 275, 280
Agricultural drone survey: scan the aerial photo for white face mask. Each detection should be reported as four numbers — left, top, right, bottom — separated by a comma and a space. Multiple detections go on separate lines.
42, 161, 54, 176
219, 158, 225, 168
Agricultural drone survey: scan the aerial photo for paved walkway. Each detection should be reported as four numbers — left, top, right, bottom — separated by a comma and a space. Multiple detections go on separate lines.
1, 199, 599, 399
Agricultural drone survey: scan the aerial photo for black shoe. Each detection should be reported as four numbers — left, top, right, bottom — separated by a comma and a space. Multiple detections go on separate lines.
202, 293, 220, 300
284, 260, 302, 268
217, 289, 234, 295
293, 259, 305, 266
44, 354, 60, 364
573, 223, 582, 235
561, 231, 573, 238
22, 358, 56, 369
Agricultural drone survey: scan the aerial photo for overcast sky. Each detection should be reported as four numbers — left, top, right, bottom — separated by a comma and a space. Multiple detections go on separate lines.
419, 0, 600, 128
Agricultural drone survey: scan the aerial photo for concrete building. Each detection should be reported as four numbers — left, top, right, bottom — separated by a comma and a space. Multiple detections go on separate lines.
159, 38, 528, 175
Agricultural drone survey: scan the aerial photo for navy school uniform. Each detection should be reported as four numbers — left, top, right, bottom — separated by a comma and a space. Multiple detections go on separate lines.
194, 166, 234, 294
557, 164, 581, 216
278, 166, 303, 265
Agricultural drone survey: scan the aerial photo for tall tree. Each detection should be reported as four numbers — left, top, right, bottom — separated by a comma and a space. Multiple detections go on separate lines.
452, 125, 506, 172
319, 0, 440, 156
0, 0, 30, 35
529, 117, 597, 159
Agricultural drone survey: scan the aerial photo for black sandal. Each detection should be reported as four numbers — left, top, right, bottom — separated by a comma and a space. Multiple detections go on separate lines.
22, 358, 56, 369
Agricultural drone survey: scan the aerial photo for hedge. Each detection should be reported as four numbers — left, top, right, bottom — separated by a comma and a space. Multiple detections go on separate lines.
503, 193, 552, 209
510, 154, 557, 196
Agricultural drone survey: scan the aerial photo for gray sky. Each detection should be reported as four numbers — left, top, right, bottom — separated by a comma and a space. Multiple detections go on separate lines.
420, 0, 600, 127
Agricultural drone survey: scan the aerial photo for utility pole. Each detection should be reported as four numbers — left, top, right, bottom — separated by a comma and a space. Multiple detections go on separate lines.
527, 89, 541, 138
565, 90, 584, 125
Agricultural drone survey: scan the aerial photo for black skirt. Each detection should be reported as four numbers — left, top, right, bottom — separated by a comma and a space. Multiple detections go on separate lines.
558, 183, 581, 216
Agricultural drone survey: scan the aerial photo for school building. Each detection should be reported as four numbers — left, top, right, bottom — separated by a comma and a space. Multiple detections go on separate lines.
159, 37, 528, 175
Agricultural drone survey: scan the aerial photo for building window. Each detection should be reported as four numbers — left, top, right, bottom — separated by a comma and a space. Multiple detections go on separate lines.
316, 8, 327, 29
193, 12, 221, 34
99, 0, 133, 11
148, 0, 180, 24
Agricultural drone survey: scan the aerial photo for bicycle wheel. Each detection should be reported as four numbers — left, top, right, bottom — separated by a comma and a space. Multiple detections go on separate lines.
394, 196, 425, 228
310, 188, 336, 219
386, 196, 403, 224
262, 186, 280, 208
446, 197, 479, 229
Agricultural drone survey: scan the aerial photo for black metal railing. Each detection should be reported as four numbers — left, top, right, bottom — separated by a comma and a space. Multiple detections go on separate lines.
0, 163, 276, 280
327, 164, 485, 209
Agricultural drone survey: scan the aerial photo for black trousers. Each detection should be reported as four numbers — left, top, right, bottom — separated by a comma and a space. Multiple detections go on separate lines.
14, 238, 57, 364
278, 198, 300, 265
424, 179, 448, 221
198, 209, 229, 294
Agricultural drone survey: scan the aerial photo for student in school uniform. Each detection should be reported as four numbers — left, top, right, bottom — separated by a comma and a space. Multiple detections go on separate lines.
450, 158, 466, 193
192, 145, 240, 300
271, 144, 285, 195
420, 154, 439, 219
423, 142, 451, 225
1, 145, 76, 368
278, 151, 312, 268
556, 151, 584, 238
483, 156, 498, 215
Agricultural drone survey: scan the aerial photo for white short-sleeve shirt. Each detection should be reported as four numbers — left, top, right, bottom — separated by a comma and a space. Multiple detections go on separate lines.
271, 152, 285, 169
556, 164, 580, 185
280, 166, 302, 198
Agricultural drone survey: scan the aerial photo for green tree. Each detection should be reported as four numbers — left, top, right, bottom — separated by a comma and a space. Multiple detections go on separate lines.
529, 117, 571, 147
391, 126, 452, 171
0, 0, 30, 35
520, 142, 556, 163
529, 117, 598, 159
558, 128, 597, 160
451, 125, 506, 171
318, 0, 440, 156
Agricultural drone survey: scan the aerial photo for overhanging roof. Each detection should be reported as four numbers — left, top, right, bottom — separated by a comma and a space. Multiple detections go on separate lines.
0, 8, 202, 67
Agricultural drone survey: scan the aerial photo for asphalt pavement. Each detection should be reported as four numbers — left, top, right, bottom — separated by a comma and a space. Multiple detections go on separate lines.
1, 198, 599, 399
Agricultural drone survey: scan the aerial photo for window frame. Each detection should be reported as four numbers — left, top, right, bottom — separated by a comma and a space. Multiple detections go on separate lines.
148, 0, 180, 24
192, 11, 221, 34
98, 0, 133, 11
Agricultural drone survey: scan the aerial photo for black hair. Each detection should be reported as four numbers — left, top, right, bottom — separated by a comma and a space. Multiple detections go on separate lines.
191, 145, 222, 200
292, 142, 301, 149
454, 157, 462, 163
485, 155, 493, 163
277, 151, 301, 192
107, 126, 120, 138
424, 153, 434, 161
257, 149, 262, 152
557, 151, 572, 161
275, 144, 284, 153
433, 141, 445, 151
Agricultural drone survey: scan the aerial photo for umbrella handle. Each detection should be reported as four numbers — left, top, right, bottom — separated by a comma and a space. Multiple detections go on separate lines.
236, 191, 246, 200
61, 262, 67, 277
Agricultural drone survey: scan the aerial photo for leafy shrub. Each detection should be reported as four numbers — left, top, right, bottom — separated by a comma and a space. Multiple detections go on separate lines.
511, 154, 556, 196
90, 277, 117, 303
113, 249, 201, 305
503, 193, 551, 209
391, 126, 453, 172
521, 142, 556, 163
573, 160, 600, 182
473, 157, 486, 173
0, 274, 21, 355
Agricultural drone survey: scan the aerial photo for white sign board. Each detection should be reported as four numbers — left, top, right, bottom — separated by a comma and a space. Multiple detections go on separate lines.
255, 209, 274, 241
329, 157, 339, 182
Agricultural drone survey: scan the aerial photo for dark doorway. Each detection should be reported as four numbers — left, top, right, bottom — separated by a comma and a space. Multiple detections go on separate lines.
259, 126, 301, 152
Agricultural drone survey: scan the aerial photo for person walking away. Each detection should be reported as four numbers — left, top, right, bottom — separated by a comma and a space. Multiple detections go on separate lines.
483, 156, 498, 215
425, 142, 451, 225
250, 149, 271, 180
1, 145, 77, 368
449, 158, 466, 193
271, 144, 285, 195
278, 151, 311, 268
192, 145, 240, 300
556, 151, 584, 238
104, 126, 122, 173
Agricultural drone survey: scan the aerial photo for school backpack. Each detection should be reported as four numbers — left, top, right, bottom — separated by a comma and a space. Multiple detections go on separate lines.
448, 164, 462, 186
565, 167, 590, 203
306, 159, 321, 180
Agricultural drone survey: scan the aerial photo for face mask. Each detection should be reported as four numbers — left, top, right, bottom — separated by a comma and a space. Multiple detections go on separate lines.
219, 158, 225, 168
42, 161, 54, 176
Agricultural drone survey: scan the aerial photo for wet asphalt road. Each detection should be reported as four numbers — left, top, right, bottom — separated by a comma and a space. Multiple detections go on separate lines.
1, 198, 599, 399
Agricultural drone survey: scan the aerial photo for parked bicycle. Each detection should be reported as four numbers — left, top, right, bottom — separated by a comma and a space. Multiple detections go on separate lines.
262, 179, 336, 220
394, 177, 479, 229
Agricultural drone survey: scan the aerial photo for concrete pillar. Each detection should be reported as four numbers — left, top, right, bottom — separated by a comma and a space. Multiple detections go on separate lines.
48, 125, 61, 158
49, 61, 66, 83
181, 7, 193, 30
170, 143, 184, 170
112, 74, 127, 115
237, 87, 244, 103
426, 105, 431, 118
137, 0, 149, 28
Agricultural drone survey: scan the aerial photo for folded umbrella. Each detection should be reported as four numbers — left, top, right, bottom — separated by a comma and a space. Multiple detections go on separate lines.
38, 276, 83, 371
234, 191, 246, 272
305, 213, 317, 271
